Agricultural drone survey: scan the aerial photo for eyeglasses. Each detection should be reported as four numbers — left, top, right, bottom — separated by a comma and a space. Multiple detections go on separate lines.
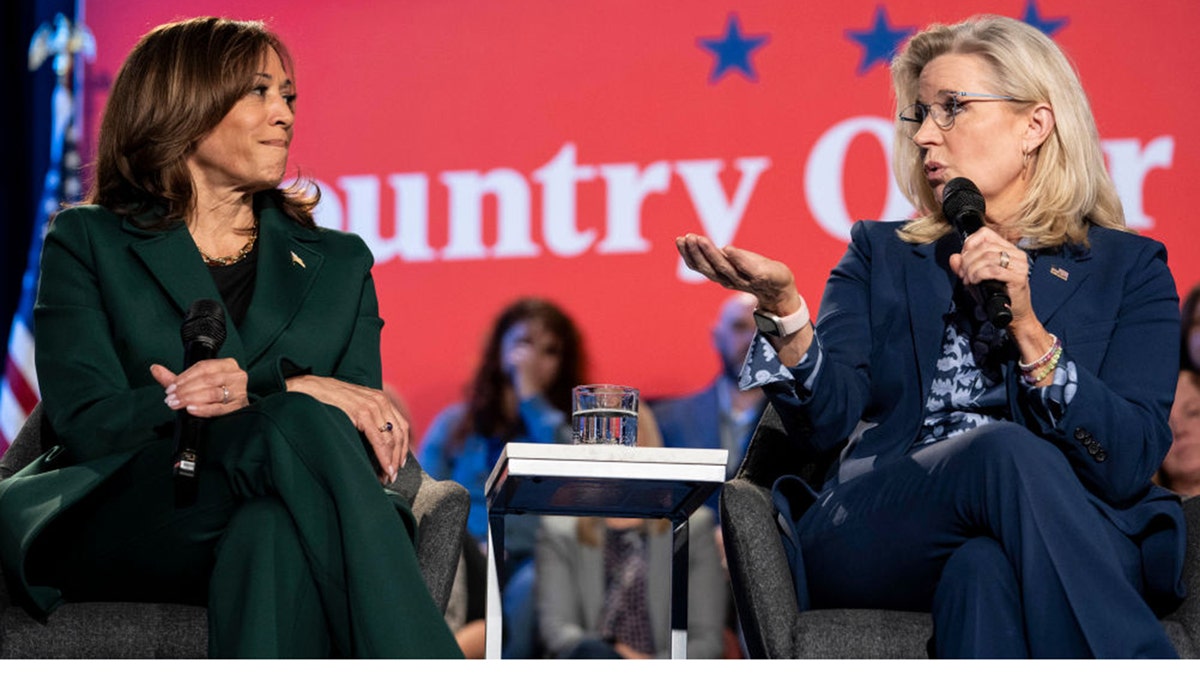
898, 91, 1018, 137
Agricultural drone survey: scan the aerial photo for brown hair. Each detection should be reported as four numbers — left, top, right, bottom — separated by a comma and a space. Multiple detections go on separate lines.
1182, 283, 1200, 373
451, 297, 587, 445
87, 16, 318, 228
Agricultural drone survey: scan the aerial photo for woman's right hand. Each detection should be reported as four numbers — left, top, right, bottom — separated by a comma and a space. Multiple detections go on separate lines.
675, 233, 801, 314
505, 342, 542, 400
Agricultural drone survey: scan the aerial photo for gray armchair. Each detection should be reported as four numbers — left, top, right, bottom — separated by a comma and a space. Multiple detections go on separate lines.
0, 402, 469, 658
720, 402, 1200, 658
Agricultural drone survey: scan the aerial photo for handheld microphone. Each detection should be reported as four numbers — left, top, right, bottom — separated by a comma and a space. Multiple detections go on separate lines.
172, 298, 227, 507
942, 177, 1013, 328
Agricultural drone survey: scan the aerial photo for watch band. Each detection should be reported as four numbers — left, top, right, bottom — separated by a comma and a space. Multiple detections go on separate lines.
754, 296, 810, 338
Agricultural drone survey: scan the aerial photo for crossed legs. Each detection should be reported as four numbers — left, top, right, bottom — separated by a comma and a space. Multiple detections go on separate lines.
796, 422, 1176, 658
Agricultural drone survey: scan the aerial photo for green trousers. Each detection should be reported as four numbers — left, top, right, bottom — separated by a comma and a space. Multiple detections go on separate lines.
30, 392, 462, 658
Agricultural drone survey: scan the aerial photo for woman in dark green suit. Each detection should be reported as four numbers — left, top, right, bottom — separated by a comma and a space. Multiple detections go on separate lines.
0, 17, 462, 658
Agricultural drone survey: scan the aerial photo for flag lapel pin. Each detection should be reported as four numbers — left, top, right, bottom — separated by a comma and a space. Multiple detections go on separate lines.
1050, 266, 1069, 281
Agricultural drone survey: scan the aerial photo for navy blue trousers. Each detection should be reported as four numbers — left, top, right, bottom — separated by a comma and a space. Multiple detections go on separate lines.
796, 422, 1176, 658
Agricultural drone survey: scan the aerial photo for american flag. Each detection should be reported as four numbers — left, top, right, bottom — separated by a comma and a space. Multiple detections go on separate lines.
0, 14, 88, 456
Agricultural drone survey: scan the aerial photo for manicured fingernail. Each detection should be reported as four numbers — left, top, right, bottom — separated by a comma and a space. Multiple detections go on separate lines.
166, 384, 176, 394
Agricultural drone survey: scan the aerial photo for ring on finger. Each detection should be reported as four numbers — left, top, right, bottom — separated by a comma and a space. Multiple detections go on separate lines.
379, 421, 394, 433
999, 250, 1011, 269
221, 385, 230, 405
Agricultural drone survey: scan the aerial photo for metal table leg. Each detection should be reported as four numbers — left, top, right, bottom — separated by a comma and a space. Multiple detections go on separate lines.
485, 511, 506, 659
670, 515, 690, 659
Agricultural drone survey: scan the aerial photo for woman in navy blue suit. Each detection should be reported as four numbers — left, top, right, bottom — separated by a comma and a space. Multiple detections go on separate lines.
678, 15, 1183, 658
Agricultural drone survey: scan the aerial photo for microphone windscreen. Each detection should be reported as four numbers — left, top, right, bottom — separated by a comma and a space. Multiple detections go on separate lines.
181, 299, 227, 352
941, 176, 986, 234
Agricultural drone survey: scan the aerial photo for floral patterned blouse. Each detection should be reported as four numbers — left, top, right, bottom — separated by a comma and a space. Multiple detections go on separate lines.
739, 284, 1078, 450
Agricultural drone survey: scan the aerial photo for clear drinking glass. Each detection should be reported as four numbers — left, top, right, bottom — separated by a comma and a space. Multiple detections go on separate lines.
571, 384, 639, 446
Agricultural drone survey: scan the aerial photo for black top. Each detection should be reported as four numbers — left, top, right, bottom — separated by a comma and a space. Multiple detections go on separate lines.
206, 246, 258, 327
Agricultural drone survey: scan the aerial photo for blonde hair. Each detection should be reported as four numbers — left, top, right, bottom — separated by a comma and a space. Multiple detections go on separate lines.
891, 15, 1126, 247
575, 517, 670, 548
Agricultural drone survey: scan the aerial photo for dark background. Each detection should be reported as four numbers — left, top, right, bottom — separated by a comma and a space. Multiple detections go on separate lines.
2, 0, 77, 370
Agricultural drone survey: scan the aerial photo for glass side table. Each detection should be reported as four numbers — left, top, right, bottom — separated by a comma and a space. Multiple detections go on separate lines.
483, 442, 727, 659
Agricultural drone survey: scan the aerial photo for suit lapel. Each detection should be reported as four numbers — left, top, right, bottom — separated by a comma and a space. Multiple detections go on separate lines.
237, 207, 324, 364
1028, 244, 1090, 328
128, 221, 222, 320
905, 235, 958, 397
127, 205, 326, 367
998, 243, 1090, 394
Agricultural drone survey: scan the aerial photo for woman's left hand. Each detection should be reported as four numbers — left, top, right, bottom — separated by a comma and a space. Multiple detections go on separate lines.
286, 374, 409, 484
949, 227, 1034, 325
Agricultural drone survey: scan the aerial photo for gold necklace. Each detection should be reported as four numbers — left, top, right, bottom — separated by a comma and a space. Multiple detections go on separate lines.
199, 226, 259, 267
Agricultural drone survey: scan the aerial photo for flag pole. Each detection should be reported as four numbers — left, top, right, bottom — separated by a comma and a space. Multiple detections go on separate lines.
0, 10, 92, 454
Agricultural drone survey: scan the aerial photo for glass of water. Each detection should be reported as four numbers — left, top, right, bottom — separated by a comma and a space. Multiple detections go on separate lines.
571, 384, 639, 446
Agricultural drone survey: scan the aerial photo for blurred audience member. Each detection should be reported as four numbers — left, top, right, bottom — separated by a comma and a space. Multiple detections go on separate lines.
651, 291, 766, 482
648, 292, 765, 657
420, 297, 583, 658
535, 411, 725, 659
383, 382, 415, 446
1158, 284, 1200, 496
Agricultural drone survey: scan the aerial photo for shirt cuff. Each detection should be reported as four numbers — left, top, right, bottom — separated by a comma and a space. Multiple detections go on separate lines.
738, 332, 824, 397
1020, 358, 1079, 428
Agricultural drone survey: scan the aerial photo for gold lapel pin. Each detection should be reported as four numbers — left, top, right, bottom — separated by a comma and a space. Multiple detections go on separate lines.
291, 251, 306, 268
1050, 266, 1069, 281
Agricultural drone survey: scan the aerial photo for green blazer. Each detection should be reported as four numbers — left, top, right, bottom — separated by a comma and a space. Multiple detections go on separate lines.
0, 195, 386, 617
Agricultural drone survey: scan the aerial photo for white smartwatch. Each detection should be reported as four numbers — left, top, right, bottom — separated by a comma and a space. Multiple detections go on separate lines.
753, 296, 810, 338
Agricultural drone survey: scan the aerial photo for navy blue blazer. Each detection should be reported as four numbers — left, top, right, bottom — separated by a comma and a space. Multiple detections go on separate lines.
652, 382, 724, 452
652, 380, 765, 480
768, 219, 1185, 609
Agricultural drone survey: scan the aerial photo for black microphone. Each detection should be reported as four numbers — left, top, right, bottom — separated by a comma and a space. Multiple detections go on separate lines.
172, 298, 227, 507
942, 177, 1013, 328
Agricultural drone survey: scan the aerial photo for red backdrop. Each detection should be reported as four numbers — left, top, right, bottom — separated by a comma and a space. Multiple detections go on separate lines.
79, 0, 1200, 442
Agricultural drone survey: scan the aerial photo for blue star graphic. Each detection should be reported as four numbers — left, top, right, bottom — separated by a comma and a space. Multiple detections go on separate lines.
845, 6, 916, 75
698, 14, 769, 83
1021, 0, 1069, 36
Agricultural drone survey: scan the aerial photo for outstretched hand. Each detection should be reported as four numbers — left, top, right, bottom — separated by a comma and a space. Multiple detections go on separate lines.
286, 374, 410, 485
676, 232, 814, 368
675, 233, 800, 313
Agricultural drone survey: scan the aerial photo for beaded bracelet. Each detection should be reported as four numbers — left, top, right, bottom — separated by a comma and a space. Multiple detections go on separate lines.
1023, 346, 1063, 385
1019, 334, 1064, 385
1018, 334, 1061, 371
